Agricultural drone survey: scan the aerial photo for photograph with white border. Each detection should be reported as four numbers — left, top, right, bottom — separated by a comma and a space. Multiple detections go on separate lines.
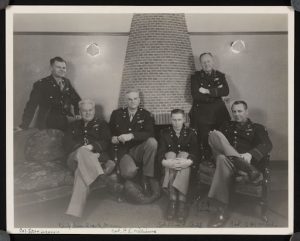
6, 6, 294, 235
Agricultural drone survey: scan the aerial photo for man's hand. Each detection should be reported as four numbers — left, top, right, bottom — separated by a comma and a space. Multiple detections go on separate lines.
240, 153, 252, 164
118, 133, 134, 143
82, 144, 93, 151
199, 87, 210, 94
174, 158, 193, 170
111, 136, 120, 144
14, 126, 23, 132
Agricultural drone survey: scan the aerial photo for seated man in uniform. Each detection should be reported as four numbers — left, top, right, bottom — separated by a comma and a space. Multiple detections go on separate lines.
207, 100, 273, 227
64, 99, 123, 218
109, 89, 158, 194
158, 109, 198, 223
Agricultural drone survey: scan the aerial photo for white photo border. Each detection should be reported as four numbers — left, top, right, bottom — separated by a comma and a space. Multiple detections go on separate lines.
6, 5, 294, 235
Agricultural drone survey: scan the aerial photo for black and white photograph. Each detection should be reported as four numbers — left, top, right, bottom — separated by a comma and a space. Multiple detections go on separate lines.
6, 6, 294, 234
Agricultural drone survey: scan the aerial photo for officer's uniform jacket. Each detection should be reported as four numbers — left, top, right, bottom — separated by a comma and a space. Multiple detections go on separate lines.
20, 75, 81, 130
157, 125, 199, 165
109, 107, 155, 158
219, 119, 273, 168
190, 69, 230, 126
64, 118, 111, 162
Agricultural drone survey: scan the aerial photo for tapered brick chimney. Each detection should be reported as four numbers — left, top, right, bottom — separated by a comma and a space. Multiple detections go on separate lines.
119, 14, 195, 124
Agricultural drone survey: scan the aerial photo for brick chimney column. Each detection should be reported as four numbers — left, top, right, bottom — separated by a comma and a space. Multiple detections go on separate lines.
119, 14, 195, 125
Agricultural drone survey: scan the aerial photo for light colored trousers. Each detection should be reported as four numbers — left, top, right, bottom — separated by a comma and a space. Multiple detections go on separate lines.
162, 152, 191, 195
207, 130, 240, 204
66, 146, 104, 217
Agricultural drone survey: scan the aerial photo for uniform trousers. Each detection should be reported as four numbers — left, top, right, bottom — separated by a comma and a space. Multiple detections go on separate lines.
66, 146, 104, 217
207, 130, 256, 205
162, 152, 191, 195
119, 137, 157, 179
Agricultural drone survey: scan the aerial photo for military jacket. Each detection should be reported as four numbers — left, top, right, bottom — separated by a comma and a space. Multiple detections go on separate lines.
64, 118, 111, 155
190, 69, 230, 125
20, 75, 81, 130
219, 119, 273, 164
157, 125, 199, 164
109, 107, 155, 157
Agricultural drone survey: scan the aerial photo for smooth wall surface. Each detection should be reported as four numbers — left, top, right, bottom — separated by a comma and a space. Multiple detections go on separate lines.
190, 34, 288, 161
13, 35, 129, 122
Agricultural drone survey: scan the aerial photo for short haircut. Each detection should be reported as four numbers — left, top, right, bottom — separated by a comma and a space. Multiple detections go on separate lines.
199, 52, 213, 61
78, 99, 95, 109
171, 109, 185, 116
126, 88, 140, 96
50, 56, 66, 66
231, 100, 248, 110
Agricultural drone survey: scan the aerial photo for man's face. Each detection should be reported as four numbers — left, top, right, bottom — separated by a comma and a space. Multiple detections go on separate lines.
51, 61, 67, 78
126, 92, 140, 110
232, 104, 248, 123
171, 113, 185, 131
200, 54, 214, 73
80, 103, 95, 122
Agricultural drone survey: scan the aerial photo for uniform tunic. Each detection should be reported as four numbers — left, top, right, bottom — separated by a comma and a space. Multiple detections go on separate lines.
109, 107, 157, 178
219, 119, 273, 169
189, 69, 230, 157
190, 69, 230, 126
20, 75, 81, 131
109, 107, 155, 159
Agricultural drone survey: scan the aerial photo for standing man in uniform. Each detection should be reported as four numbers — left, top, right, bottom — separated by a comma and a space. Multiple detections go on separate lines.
64, 99, 123, 218
109, 89, 158, 194
207, 100, 273, 227
190, 52, 230, 160
16, 56, 81, 131
158, 109, 198, 224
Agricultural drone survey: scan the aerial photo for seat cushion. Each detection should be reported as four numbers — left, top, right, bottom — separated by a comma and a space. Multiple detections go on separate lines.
24, 129, 66, 162
14, 159, 73, 194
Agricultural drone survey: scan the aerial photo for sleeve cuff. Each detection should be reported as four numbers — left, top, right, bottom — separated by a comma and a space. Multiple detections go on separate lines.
249, 148, 264, 162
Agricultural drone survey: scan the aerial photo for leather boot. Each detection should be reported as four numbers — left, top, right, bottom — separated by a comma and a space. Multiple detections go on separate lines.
177, 201, 188, 224
208, 205, 229, 228
228, 156, 260, 181
166, 200, 177, 220
141, 176, 151, 196
99, 175, 124, 195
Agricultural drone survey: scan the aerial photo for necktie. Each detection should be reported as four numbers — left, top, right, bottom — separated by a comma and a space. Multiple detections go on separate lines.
58, 79, 64, 91
129, 113, 134, 122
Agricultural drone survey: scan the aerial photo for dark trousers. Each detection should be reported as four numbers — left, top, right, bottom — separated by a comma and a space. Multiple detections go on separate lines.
119, 137, 157, 179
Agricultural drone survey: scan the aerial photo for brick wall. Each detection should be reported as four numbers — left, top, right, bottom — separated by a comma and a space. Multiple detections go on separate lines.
119, 14, 195, 125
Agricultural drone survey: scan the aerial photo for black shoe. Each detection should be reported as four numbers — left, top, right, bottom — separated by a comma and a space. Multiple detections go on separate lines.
142, 177, 151, 196
111, 182, 124, 194
228, 156, 260, 182
208, 207, 229, 228
166, 201, 177, 220
248, 170, 261, 182
177, 201, 188, 224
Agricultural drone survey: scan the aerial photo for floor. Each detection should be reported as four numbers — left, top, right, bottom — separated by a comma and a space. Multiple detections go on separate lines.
14, 164, 289, 229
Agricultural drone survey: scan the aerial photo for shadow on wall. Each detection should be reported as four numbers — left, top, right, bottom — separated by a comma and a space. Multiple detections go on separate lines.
65, 61, 77, 87
250, 108, 268, 125
95, 104, 105, 120
184, 53, 196, 106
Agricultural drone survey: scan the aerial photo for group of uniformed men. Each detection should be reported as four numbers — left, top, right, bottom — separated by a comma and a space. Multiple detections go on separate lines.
15, 54, 273, 227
